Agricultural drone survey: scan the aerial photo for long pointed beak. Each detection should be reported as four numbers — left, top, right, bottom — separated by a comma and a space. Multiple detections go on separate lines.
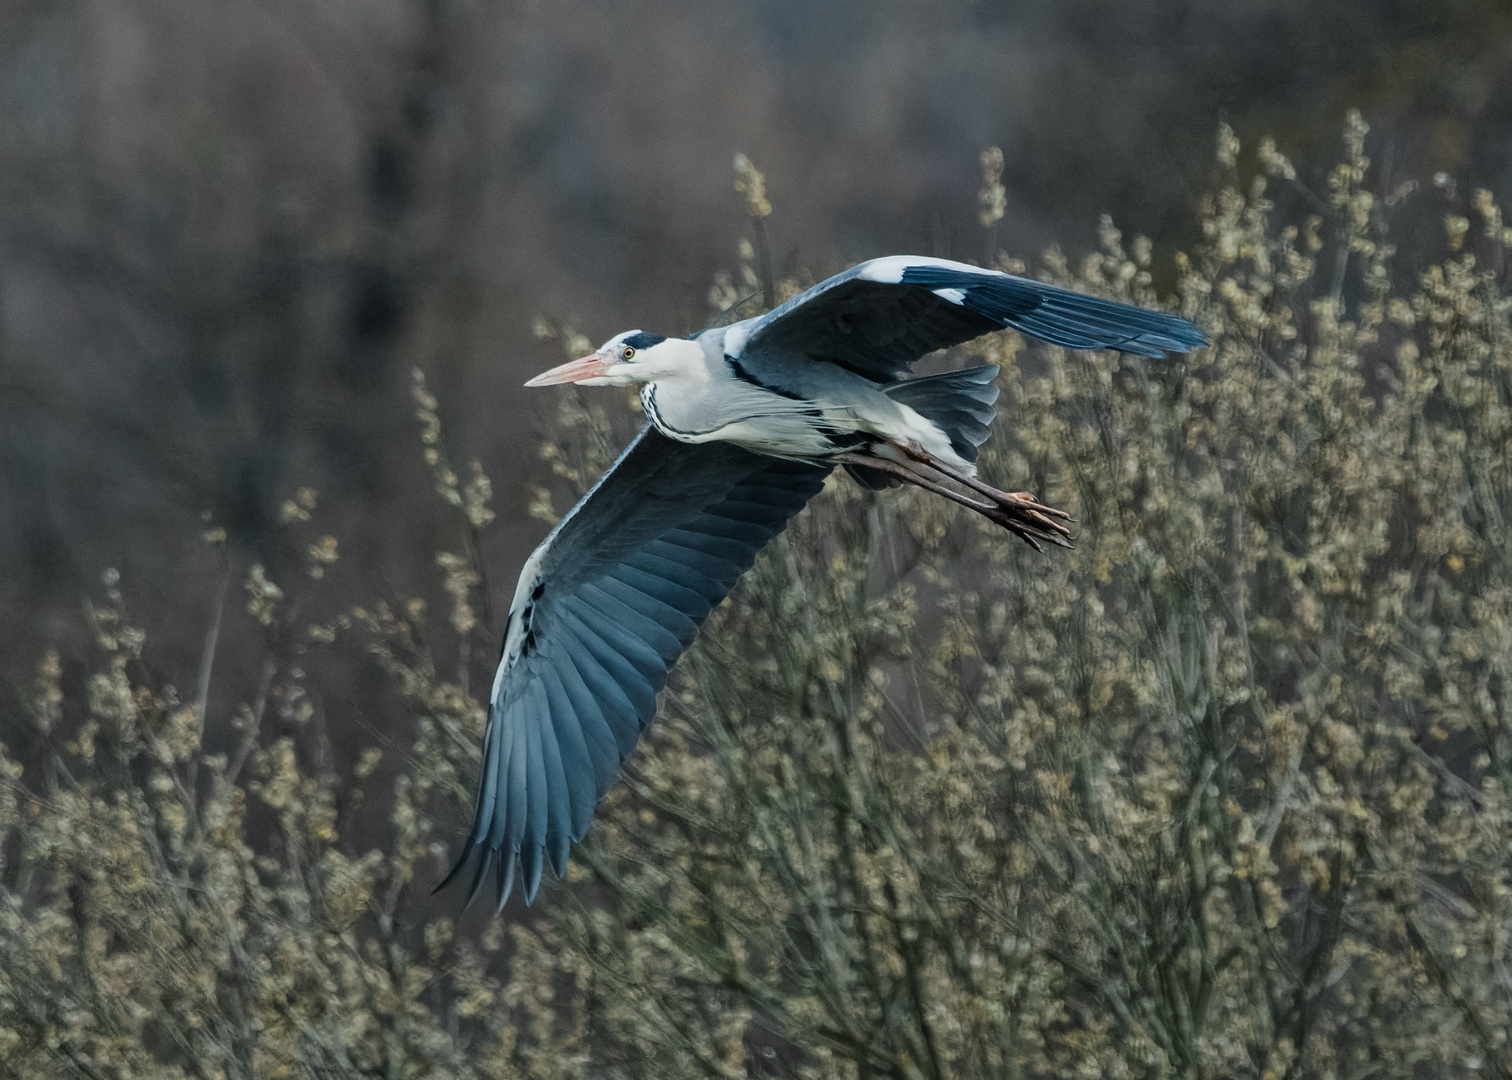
525, 352, 610, 387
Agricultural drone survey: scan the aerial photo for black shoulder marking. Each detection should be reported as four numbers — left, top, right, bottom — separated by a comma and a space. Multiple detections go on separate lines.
726, 356, 806, 401
622, 332, 667, 351
517, 604, 537, 657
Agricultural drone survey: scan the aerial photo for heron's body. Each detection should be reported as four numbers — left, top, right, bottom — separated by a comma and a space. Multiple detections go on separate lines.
441, 255, 1207, 908
634, 332, 964, 469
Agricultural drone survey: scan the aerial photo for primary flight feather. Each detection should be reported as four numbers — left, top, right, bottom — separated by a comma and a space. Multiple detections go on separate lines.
441, 256, 1206, 907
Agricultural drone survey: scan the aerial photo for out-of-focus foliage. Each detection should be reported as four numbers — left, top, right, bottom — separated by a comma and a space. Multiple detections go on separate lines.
4, 118, 1512, 1078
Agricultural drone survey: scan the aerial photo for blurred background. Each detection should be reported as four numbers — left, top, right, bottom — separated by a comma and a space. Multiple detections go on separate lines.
4, 0, 1512, 735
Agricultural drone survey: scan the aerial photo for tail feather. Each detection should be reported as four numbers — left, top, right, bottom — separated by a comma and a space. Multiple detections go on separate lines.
883, 365, 1000, 462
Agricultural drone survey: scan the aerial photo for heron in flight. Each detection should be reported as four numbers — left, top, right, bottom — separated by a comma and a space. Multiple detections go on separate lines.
441, 256, 1205, 907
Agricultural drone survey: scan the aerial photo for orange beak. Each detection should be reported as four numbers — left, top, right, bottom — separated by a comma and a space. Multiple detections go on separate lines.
524, 352, 610, 387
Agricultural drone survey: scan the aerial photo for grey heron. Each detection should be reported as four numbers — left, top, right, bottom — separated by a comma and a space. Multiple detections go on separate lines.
441, 255, 1205, 907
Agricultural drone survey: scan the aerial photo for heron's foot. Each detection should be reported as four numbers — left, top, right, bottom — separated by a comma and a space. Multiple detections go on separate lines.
1008, 491, 1066, 514
837, 450, 1072, 551
976, 493, 1074, 550
884, 444, 1073, 547
972, 483, 1071, 521
980, 486, 1073, 535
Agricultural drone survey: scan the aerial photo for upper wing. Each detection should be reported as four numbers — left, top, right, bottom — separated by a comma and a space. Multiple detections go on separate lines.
728, 255, 1207, 379
441, 426, 830, 908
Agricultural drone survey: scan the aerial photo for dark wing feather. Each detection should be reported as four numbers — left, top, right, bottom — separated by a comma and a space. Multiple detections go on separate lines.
735, 255, 1206, 379
440, 426, 830, 908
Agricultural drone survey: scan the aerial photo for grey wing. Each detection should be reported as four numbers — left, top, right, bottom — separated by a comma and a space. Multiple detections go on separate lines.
439, 426, 830, 908
731, 255, 1207, 380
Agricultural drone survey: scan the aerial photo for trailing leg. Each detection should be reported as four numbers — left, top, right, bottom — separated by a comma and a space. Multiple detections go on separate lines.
836, 452, 1071, 550
889, 442, 1071, 527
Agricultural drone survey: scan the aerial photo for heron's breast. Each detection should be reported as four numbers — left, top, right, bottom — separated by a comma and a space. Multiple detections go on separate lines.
640, 381, 835, 457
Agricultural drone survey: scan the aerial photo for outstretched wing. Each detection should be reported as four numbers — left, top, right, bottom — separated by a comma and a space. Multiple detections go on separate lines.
729, 255, 1207, 380
440, 426, 830, 908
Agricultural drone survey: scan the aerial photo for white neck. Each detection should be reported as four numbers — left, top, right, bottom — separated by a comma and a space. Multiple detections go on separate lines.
636, 337, 709, 382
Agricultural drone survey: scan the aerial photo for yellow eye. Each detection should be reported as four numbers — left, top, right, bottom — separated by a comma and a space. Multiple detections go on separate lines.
621, 346, 636, 360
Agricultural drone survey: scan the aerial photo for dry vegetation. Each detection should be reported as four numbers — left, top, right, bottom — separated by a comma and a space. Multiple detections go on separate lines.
4, 116, 1512, 1079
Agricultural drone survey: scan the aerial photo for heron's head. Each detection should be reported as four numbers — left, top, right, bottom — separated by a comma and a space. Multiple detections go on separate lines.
525, 331, 700, 388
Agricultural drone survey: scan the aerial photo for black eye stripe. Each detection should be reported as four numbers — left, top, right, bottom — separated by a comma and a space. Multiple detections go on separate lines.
620, 331, 666, 351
